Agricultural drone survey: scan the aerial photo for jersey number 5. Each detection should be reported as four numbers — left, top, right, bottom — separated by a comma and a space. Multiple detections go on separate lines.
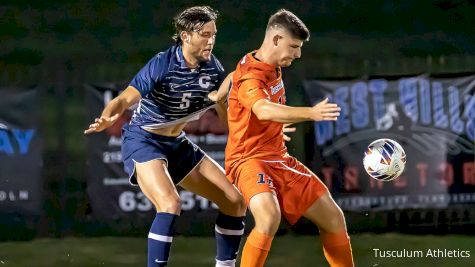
180, 93, 192, 109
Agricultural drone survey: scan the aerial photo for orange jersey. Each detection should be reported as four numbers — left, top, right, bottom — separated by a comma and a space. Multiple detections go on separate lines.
225, 52, 288, 177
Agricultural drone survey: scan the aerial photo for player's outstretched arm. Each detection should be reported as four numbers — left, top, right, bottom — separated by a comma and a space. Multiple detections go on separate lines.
84, 86, 141, 134
251, 97, 340, 124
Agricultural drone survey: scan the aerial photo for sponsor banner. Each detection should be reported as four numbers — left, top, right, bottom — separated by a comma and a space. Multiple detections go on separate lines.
0, 88, 43, 216
304, 74, 475, 211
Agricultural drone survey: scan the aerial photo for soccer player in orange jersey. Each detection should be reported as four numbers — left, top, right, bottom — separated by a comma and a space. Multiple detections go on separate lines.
224, 9, 354, 267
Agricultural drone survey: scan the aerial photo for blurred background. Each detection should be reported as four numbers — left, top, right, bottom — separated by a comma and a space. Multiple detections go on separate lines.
1, 0, 474, 266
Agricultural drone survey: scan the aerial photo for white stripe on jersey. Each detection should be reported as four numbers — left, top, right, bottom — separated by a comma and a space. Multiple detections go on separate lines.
153, 91, 184, 100
168, 70, 218, 76
170, 79, 196, 87
141, 98, 162, 106
139, 102, 164, 118
169, 88, 213, 93
194, 72, 219, 77
167, 75, 195, 80
169, 70, 193, 75
145, 97, 178, 110
150, 94, 183, 104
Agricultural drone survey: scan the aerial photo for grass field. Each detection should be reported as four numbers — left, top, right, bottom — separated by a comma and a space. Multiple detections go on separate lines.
0, 233, 473, 266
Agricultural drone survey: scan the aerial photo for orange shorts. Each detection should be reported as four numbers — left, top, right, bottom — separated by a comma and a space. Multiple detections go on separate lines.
228, 156, 329, 225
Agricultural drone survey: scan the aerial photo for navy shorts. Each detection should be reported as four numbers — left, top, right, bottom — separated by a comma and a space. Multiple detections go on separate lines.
121, 124, 205, 185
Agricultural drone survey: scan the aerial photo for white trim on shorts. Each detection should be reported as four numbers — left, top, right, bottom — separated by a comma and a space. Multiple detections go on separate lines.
278, 162, 312, 177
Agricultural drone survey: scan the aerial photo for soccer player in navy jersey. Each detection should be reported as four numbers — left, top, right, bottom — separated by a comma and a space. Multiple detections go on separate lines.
85, 6, 246, 267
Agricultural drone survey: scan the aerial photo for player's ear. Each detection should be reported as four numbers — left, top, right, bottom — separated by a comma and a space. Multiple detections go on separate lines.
273, 34, 282, 46
180, 31, 189, 43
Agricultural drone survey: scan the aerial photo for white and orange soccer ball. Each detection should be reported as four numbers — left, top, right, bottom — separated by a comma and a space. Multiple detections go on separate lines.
363, 138, 406, 181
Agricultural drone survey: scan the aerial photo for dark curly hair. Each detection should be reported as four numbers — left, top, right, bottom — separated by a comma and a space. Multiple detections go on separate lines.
172, 6, 219, 45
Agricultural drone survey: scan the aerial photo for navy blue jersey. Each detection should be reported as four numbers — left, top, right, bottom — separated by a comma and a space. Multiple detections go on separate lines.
129, 45, 226, 129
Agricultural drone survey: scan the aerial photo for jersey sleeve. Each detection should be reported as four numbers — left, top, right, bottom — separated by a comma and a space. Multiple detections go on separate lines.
129, 52, 165, 96
237, 79, 270, 111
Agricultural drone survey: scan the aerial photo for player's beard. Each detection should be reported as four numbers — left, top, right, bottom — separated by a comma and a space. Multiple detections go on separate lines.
198, 48, 212, 62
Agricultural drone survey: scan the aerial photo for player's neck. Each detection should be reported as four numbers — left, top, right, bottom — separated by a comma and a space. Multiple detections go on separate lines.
181, 45, 199, 69
255, 48, 278, 66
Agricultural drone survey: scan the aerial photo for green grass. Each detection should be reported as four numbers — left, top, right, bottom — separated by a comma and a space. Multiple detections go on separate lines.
0, 234, 473, 266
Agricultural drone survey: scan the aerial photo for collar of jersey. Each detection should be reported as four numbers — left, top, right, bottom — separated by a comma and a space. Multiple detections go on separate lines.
175, 45, 208, 70
175, 45, 188, 68
248, 51, 277, 72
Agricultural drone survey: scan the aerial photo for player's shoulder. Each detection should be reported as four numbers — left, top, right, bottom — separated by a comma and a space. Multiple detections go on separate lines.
145, 46, 175, 70
142, 46, 178, 82
158, 45, 178, 66
236, 53, 275, 83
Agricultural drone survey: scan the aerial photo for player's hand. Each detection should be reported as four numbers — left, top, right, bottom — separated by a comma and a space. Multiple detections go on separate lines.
311, 98, 340, 121
283, 123, 296, 142
84, 114, 120, 134
208, 91, 219, 102
208, 90, 226, 103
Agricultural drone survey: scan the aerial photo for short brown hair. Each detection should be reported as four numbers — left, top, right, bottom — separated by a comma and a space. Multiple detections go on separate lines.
267, 9, 310, 41
172, 6, 218, 45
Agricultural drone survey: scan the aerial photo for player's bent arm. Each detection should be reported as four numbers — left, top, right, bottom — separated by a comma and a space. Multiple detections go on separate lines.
216, 71, 234, 102
251, 97, 341, 123
251, 99, 314, 123
101, 86, 141, 118
208, 72, 234, 103
84, 86, 141, 134
214, 100, 228, 127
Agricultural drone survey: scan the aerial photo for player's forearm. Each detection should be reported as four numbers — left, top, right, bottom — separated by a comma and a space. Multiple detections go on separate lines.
101, 86, 141, 118
100, 98, 129, 118
253, 101, 313, 123
215, 72, 234, 103
214, 102, 228, 127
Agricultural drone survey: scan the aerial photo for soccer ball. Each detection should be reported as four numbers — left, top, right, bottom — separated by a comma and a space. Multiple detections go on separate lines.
363, 138, 406, 181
